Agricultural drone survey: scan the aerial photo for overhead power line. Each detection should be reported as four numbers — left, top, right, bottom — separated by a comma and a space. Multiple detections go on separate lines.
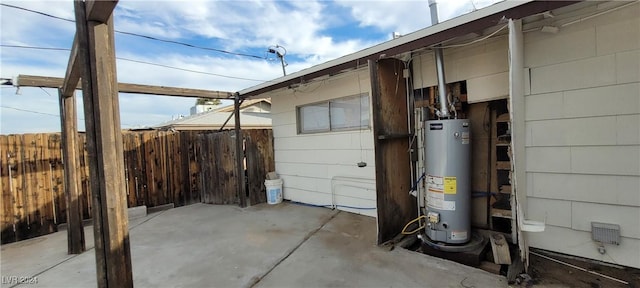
0, 45, 68, 51
1, 44, 272, 82
0, 3, 266, 59
1, 105, 60, 117
0, 105, 138, 127
0, 3, 74, 22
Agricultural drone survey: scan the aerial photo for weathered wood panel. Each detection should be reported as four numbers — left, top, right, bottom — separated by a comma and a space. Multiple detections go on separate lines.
245, 129, 275, 205
468, 102, 491, 228
0, 128, 272, 243
200, 131, 238, 205
371, 59, 416, 244
0, 135, 13, 243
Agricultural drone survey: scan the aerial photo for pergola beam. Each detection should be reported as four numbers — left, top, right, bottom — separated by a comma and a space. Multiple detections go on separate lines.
86, 0, 118, 22
61, 37, 81, 98
17, 74, 233, 99
61, 0, 117, 97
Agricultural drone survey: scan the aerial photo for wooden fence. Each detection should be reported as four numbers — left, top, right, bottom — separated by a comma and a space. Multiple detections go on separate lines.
0, 129, 274, 244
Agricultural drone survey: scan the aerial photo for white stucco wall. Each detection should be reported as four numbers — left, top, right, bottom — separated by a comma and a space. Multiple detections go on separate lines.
523, 3, 640, 269
267, 69, 377, 217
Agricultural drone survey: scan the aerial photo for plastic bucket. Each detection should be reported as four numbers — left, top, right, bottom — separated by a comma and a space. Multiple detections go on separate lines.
264, 179, 283, 204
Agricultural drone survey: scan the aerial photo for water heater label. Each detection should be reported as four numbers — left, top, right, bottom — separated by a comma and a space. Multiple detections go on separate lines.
444, 177, 457, 194
429, 123, 443, 130
461, 132, 470, 145
427, 175, 456, 210
451, 231, 468, 240
426, 192, 456, 211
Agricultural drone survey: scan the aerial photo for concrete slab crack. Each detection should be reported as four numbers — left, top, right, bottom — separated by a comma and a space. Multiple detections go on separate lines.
247, 210, 341, 288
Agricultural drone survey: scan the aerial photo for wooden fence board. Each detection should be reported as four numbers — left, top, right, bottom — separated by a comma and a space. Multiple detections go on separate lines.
1, 129, 273, 243
187, 132, 202, 205
47, 134, 64, 226
221, 132, 238, 204
245, 129, 274, 205
0, 135, 14, 242
8, 135, 25, 241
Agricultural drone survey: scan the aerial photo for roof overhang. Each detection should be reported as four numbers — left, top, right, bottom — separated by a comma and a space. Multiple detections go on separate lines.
239, 0, 580, 98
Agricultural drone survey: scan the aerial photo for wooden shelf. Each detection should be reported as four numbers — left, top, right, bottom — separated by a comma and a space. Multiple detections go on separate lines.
496, 161, 511, 170
499, 185, 512, 194
496, 113, 510, 122
491, 208, 512, 219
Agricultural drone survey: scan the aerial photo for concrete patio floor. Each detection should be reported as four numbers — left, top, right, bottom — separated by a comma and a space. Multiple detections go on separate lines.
1, 202, 507, 287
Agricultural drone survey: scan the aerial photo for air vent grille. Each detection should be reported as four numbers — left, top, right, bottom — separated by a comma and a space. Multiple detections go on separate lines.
591, 222, 620, 245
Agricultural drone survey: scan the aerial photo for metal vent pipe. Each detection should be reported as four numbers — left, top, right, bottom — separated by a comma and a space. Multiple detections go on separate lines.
429, 0, 450, 118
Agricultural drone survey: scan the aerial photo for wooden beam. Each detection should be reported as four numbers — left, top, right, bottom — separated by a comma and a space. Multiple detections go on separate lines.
75, 0, 133, 286
118, 83, 232, 99
62, 37, 81, 98
234, 93, 247, 207
86, 0, 118, 23
58, 89, 85, 254
16, 74, 233, 99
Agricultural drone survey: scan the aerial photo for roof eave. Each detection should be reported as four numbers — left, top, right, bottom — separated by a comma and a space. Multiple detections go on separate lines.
239, 0, 580, 98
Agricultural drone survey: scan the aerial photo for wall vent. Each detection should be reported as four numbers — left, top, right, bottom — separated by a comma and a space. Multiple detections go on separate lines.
591, 222, 621, 245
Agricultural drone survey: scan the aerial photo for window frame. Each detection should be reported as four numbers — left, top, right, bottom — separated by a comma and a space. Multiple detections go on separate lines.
296, 93, 370, 134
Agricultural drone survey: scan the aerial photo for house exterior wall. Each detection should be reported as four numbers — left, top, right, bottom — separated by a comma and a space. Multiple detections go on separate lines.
412, 3, 639, 268
523, 4, 640, 269
413, 35, 510, 103
267, 69, 377, 217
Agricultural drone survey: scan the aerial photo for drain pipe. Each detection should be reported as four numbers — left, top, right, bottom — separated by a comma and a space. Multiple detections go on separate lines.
429, 0, 450, 119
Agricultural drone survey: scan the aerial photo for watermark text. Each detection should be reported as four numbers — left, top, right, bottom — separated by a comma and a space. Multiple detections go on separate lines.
1, 276, 38, 285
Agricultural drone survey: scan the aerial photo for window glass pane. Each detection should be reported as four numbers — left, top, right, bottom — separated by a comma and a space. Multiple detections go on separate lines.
330, 94, 369, 130
299, 103, 329, 133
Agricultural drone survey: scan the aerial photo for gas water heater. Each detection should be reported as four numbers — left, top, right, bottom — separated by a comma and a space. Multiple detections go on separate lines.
424, 119, 471, 244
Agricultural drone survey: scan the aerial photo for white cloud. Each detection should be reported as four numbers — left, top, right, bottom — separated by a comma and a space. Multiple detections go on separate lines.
3, 0, 504, 134
334, 0, 503, 35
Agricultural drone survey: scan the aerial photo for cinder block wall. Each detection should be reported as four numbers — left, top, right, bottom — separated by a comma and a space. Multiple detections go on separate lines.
523, 4, 640, 269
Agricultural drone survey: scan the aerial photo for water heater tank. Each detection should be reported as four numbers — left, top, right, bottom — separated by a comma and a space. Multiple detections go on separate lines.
424, 119, 471, 244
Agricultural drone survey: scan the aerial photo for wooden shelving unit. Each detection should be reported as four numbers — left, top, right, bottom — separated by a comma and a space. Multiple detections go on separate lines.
490, 111, 513, 234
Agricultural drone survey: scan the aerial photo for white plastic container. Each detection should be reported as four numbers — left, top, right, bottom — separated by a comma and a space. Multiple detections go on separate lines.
264, 179, 283, 204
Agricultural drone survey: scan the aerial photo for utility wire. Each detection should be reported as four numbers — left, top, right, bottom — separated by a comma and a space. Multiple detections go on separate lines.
116, 31, 265, 59
0, 105, 139, 127
1, 44, 272, 82
1, 105, 60, 118
117, 57, 271, 82
0, 3, 74, 23
0, 3, 266, 60
0, 45, 68, 51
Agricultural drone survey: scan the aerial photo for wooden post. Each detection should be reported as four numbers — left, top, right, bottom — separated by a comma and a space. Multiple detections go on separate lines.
234, 93, 247, 207
75, 1, 132, 287
58, 89, 85, 254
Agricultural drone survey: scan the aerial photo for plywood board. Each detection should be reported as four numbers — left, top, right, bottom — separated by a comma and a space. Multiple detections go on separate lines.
371, 59, 416, 244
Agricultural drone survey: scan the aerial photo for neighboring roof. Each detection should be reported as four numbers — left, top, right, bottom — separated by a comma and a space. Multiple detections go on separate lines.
214, 98, 271, 113
154, 111, 271, 130
239, 0, 579, 98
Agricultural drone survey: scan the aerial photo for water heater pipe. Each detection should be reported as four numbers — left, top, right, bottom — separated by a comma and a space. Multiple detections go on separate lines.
429, 0, 450, 118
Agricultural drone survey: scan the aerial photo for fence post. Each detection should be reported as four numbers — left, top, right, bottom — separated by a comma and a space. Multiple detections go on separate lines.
234, 93, 247, 207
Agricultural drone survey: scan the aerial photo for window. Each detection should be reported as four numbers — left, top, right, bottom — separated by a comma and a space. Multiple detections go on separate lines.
297, 94, 369, 134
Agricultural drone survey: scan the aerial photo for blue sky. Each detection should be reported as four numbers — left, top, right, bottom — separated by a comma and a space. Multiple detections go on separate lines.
0, 0, 500, 134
